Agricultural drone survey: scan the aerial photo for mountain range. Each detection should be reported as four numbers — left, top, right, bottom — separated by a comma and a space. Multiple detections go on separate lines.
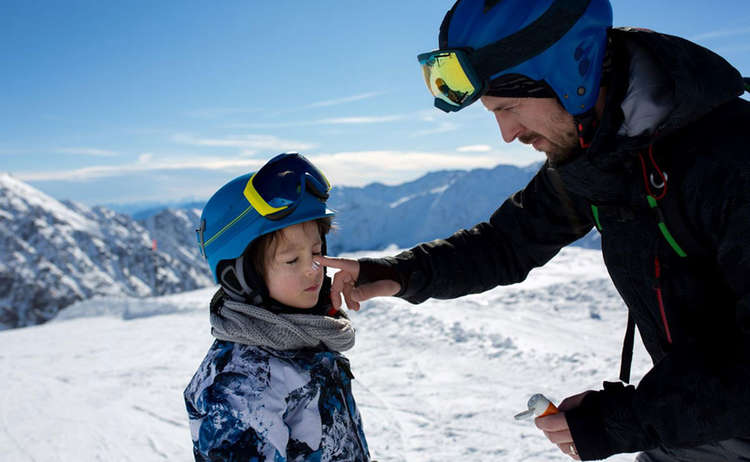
1, 164, 599, 329
0, 173, 212, 329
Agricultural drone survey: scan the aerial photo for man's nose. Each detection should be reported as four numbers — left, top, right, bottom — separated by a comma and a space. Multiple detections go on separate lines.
494, 111, 521, 143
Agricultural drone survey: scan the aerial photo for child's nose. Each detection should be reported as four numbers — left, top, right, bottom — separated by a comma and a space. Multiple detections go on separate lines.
307, 259, 322, 275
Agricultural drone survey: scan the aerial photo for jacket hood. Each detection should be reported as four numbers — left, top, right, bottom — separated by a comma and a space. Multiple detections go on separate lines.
593, 28, 744, 156
555, 28, 745, 203
617, 28, 744, 137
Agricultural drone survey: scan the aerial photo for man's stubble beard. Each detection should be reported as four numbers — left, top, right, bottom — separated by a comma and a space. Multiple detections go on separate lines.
544, 113, 579, 165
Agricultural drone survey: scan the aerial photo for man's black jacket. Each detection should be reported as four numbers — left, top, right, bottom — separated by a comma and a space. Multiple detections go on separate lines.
359, 29, 750, 459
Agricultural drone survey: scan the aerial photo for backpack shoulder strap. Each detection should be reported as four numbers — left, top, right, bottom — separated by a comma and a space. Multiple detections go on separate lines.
638, 145, 713, 260
619, 312, 636, 383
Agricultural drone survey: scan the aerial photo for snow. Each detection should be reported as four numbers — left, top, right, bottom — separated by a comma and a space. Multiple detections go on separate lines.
0, 175, 212, 328
0, 247, 649, 461
0, 173, 100, 235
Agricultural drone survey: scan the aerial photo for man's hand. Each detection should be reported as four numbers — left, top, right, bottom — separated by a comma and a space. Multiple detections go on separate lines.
535, 391, 591, 460
314, 256, 401, 311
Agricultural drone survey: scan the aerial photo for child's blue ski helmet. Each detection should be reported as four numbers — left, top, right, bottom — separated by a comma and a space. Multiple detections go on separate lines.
431, 0, 612, 115
197, 153, 335, 283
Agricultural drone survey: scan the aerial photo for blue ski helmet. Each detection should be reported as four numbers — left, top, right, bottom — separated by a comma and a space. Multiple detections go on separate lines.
196, 153, 335, 283
434, 0, 612, 115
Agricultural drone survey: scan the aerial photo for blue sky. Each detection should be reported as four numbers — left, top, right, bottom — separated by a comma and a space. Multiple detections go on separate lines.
2, 0, 749, 206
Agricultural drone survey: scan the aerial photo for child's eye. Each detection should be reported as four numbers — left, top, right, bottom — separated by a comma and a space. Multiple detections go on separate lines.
312, 251, 322, 256
285, 257, 299, 265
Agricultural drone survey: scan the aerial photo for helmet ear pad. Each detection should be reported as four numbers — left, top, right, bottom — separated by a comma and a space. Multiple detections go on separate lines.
217, 254, 267, 305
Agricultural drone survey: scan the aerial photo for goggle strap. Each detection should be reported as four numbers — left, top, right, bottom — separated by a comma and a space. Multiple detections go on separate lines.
473, 0, 592, 79
263, 204, 297, 221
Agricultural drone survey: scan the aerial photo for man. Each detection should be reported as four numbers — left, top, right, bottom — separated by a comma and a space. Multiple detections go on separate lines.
317, 0, 750, 460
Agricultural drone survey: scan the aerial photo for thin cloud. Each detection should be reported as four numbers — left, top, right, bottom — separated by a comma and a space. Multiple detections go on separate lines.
690, 26, 750, 41
56, 148, 118, 157
16, 155, 269, 182
305, 92, 385, 108
185, 107, 259, 119
411, 121, 460, 137
137, 153, 154, 163
228, 114, 409, 129
172, 133, 316, 154
267, 92, 388, 117
457, 145, 492, 153
317, 115, 406, 124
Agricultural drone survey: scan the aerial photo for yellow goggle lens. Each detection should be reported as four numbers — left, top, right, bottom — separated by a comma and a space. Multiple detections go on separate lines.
420, 52, 477, 106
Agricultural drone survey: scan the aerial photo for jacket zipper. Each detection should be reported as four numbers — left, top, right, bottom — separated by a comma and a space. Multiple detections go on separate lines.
653, 256, 673, 344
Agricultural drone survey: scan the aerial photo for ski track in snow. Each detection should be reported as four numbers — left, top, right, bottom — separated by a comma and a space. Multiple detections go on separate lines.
0, 247, 649, 461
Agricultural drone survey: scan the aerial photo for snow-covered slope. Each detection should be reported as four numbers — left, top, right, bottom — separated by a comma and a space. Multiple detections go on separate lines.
0, 247, 648, 462
0, 173, 212, 330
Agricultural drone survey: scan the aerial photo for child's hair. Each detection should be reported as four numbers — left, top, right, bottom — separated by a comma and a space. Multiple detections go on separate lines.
246, 216, 333, 280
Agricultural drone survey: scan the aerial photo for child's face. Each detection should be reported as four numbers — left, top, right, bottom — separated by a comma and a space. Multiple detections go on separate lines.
264, 221, 325, 309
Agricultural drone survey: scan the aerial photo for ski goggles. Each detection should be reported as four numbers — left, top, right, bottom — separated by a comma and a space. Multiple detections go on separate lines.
243, 152, 331, 221
418, 49, 485, 113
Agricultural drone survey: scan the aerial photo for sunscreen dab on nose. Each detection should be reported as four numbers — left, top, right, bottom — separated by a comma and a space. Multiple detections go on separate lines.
514, 394, 559, 420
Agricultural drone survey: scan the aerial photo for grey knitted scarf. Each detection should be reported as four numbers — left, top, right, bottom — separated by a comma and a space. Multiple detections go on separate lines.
210, 298, 355, 352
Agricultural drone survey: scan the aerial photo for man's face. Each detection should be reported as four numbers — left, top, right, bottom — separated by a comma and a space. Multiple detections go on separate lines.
480, 95, 579, 164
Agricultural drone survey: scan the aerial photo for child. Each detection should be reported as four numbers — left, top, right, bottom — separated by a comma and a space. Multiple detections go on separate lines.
184, 153, 370, 461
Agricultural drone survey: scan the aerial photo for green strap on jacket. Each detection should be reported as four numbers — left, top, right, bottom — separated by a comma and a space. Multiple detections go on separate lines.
590, 201, 688, 257
591, 204, 603, 232
587, 75, 750, 256
646, 196, 688, 257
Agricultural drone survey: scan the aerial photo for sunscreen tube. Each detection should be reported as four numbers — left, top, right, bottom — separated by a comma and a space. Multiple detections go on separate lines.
514, 394, 559, 420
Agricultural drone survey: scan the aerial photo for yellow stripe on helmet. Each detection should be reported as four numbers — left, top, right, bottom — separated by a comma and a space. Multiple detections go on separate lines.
243, 173, 288, 216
